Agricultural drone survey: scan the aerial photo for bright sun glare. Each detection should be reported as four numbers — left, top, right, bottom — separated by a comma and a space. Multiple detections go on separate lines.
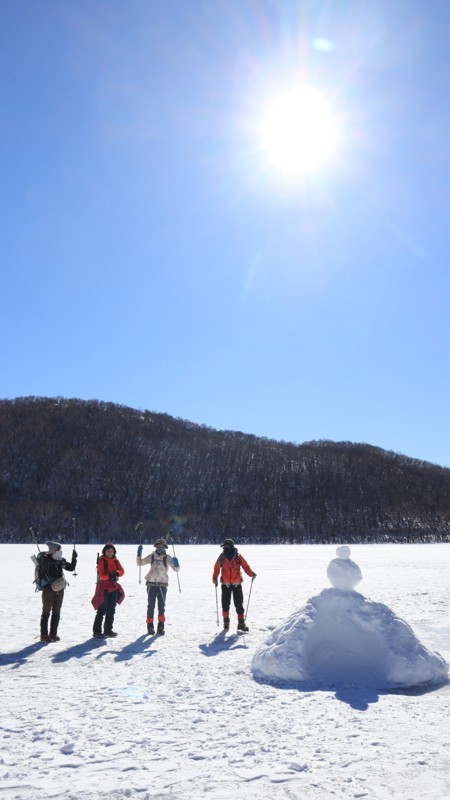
260, 86, 338, 176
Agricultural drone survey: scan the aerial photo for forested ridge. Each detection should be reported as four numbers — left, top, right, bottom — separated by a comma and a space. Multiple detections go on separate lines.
1, 396, 449, 544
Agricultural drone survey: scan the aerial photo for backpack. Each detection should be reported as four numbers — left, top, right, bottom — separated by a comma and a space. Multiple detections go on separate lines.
151, 553, 167, 567
218, 552, 241, 568
31, 552, 50, 591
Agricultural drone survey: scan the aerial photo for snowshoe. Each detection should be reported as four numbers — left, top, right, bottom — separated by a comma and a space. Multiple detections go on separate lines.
237, 621, 249, 632
104, 630, 118, 637
40, 634, 50, 642
93, 632, 106, 639
49, 633, 60, 642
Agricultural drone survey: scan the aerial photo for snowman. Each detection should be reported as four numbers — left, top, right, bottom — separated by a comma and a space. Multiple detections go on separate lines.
326, 545, 362, 591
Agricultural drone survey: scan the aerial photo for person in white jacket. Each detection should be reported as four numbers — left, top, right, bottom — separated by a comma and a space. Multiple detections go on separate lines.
136, 538, 180, 635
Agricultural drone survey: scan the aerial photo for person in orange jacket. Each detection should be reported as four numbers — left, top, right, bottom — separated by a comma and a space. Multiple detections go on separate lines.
92, 544, 125, 639
212, 539, 256, 632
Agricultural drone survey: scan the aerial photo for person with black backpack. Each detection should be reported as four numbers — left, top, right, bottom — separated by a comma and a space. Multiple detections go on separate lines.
136, 538, 180, 635
36, 541, 77, 642
212, 539, 256, 632
91, 544, 125, 639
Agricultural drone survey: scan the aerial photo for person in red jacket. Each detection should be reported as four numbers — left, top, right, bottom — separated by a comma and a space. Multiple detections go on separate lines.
212, 539, 256, 632
92, 544, 125, 639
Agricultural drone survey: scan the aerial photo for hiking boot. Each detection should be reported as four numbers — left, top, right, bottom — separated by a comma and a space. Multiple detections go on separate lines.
157, 622, 165, 635
104, 630, 118, 637
223, 618, 230, 631
93, 632, 106, 639
49, 633, 60, 642
237, 621, 249, 632
40, 633, 50, 642
147, 623, 155, 635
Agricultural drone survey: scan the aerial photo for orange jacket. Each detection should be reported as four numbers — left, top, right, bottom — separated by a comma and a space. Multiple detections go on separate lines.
213, 552, 253, 584
97, 555, 125, 581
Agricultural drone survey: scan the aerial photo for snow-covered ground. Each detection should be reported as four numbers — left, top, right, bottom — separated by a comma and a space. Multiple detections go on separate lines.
1, 543, 449, 800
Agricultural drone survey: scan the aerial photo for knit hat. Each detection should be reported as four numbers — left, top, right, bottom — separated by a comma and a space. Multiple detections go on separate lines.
153, 538, 168, 549
46, 541, 61, 554
222, 539, 235, 549
102, 543, 117, 556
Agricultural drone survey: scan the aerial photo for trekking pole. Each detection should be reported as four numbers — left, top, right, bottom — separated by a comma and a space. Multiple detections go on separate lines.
30, 527, 51, 589
72, 517, 77, 577
29, 526, 42, 581
168, 533, 181, 593
29, 526, 41, 553
215, 583, 219, 626
244, 577, 254, 622
135, 522, 143, 584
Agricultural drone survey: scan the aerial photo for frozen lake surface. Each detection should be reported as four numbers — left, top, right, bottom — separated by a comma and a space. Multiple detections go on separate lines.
1, 543, 449, 799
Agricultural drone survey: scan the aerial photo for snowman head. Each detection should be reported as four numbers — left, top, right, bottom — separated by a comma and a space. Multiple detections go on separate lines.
336, 545, 351, 559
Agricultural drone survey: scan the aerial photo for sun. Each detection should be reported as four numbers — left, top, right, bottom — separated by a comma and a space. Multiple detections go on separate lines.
260, 85, 338, 176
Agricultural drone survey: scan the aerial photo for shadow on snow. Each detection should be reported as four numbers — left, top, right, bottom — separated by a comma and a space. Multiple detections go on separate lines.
51, 637, 109, 663
94, 634, 157, 662
0, 641, 48, 668
199, 630, 248, 657
252, 675, 450, 711
0, 634, 167, 667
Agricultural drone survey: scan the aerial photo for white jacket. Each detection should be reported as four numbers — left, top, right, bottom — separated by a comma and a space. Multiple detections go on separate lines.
136, 551, 179, 585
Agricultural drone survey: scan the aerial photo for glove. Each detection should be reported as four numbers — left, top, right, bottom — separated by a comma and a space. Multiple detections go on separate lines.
172, 556, 179, 569
72, 550, 78, 559
109, 571, 119, 582
213, 579, 218, 586
137, 545, 143, 558
251, 572, 257, 579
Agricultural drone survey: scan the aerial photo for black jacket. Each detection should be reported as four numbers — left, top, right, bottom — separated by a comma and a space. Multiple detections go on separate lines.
41, 551, 77, 585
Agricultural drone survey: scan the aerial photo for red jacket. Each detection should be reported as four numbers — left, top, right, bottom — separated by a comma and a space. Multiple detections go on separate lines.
97, 556, 124, 581
213, 551, 253, 584
91, 580, 125, 609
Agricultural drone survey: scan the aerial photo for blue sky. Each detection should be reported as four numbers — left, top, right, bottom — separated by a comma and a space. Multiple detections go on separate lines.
1, 0, 450, 467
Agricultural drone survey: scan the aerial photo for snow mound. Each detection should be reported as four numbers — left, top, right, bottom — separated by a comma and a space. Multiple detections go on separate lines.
251, 588, 448, 690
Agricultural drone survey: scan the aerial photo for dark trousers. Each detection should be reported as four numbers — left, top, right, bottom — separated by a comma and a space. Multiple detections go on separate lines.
93, 589, 118, 634
221, 584, 245, 619
41, 587, 65, 636
146, 583, 167, 622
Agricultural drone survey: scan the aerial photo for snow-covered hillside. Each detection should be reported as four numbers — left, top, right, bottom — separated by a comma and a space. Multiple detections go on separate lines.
1, 544, 449, 799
